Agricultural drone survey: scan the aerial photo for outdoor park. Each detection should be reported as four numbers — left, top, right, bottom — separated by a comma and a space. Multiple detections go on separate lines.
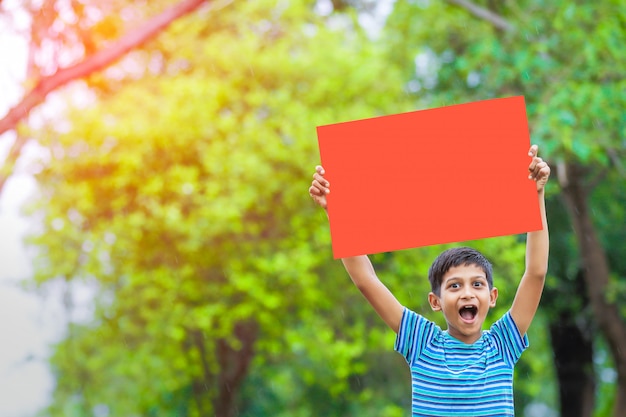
0, 0, 624, 416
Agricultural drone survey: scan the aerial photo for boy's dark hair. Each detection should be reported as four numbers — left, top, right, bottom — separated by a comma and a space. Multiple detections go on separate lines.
428, 247, 493, 296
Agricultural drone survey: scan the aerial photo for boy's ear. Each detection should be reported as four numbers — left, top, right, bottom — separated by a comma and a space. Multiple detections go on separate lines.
489, 287, 499, 307
428, 292, 442, 311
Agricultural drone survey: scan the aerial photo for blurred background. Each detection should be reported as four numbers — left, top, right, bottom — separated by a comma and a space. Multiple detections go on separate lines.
0, 0, 624, 416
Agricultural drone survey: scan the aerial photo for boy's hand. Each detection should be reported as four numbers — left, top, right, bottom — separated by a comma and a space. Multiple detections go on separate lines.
528, 145, 550, 192
309, 165, 330, 210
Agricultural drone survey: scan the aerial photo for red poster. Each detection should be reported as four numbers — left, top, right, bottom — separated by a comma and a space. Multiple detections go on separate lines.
316, 96, 542, 259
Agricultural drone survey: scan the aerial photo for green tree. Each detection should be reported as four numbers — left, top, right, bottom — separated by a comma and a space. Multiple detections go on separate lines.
382, 1, 625, 416
27, 1, 416, 416
23, 0, 624, 416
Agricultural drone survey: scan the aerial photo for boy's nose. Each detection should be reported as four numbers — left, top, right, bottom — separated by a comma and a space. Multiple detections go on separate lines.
461, 288, 475, 299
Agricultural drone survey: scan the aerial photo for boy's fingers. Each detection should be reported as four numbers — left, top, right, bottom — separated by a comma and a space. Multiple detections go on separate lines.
536, 159, 546, 169
528, 159, 538, 176
536, 161, 550, 177
309, 185, 322, 197
313, 172, 330, 188
309, 182, 321, 195
528, 146, 539, 178
315, 165, 325, 175
529, 160, 549, 179
310, 179, 330, 194
528, 157, 540, 178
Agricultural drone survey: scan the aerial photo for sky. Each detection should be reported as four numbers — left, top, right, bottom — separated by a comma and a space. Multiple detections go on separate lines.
0, 3, 62, 415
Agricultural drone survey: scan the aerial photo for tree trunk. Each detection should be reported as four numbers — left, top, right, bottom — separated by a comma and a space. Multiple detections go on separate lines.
549, 308, 595, 417
559, 162, 626, 417
214, 321, 259, 417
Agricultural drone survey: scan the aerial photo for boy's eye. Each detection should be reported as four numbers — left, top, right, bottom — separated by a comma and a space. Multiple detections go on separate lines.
473, 282, 483, 287
450, 283, 460, 289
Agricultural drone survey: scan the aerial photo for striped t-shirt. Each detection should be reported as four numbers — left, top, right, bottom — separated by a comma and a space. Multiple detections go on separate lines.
394, 308, 528, 417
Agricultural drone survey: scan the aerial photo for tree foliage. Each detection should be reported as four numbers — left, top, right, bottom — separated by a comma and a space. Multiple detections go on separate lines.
18, 0, 626, 416
27, 1, 417, 416
0, 0, 212, 194
382, 1, 625, 415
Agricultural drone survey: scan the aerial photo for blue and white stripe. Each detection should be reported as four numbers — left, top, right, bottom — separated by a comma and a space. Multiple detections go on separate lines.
395, 309, 528, 417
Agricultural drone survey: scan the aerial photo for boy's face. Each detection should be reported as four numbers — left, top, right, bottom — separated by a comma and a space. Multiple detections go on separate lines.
428, 264, 498, 344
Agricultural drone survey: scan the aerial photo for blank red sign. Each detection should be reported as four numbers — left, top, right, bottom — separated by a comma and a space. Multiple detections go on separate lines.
316, 96, 542, 259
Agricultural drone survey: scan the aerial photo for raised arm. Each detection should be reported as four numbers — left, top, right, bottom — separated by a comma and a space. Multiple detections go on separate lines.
309, 166, 404, 333
510, 145, 550, 336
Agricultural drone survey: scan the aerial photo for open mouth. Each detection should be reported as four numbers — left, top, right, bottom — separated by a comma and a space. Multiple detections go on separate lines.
459, 305, 478, 322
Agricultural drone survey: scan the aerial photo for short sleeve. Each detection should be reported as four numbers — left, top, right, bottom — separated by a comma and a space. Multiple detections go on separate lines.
490, 310, 529, 366
394, 307, 437, 364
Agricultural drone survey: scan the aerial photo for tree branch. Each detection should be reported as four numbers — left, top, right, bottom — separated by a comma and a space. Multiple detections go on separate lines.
0, 0, 225, 195
446, 0, 515, 33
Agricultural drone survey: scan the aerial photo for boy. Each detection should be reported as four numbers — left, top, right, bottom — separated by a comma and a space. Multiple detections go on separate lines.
308, 145, 550, 416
